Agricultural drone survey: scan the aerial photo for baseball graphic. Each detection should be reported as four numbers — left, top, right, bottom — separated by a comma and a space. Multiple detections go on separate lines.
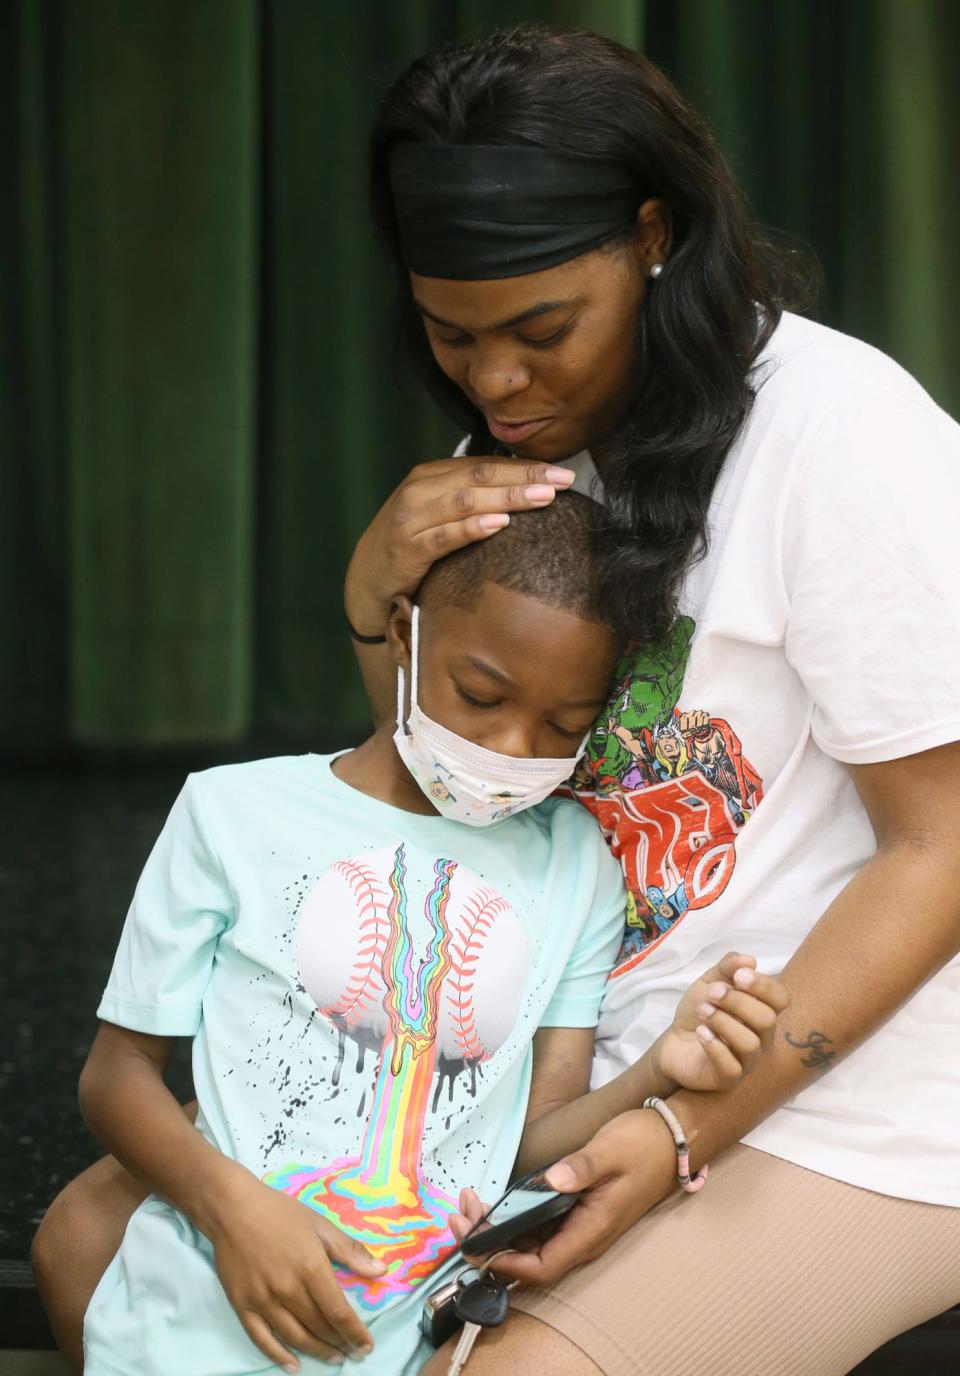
297, 845, 526, 1063
268, 843, 527, 1312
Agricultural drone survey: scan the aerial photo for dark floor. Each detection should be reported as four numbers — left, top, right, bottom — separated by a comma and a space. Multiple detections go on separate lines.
1, 758, 957, 1371
0, 1353, 70, 1373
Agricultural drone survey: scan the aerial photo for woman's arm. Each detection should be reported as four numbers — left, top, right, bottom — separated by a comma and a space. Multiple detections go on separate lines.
344, 457, 575, 725
491, 739, 960, 1285
672, 739, 960, 1162
79, 1023, 382, 1369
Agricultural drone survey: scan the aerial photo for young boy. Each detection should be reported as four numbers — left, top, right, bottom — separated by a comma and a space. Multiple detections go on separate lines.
77, 493, 785, 1376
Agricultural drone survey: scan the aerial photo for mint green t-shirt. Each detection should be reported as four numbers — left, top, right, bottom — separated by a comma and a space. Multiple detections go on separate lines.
82, 753, 625, 1376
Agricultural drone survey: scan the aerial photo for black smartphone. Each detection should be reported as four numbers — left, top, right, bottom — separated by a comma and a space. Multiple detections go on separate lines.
459, 1172, 581, 1257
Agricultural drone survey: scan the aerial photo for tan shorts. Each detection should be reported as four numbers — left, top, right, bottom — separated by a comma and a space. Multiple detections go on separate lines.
511, 1144, 960, 1376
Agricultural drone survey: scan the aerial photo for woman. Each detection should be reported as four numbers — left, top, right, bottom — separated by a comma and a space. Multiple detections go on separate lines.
351, 25, 960, 1374
34, 25, 960, 1376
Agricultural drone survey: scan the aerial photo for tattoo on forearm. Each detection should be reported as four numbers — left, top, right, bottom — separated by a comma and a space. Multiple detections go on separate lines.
784, 1029, 836, 1073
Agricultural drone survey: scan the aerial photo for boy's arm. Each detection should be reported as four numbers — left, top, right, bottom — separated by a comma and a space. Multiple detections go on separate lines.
513, 1026, 672, 1178
79, 1022, 250, 1236
79, 1022, 381, 1370
514, 954, 789, 1178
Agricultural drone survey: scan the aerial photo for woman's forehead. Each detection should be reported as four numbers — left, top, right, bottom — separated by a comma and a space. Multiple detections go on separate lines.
409, 253, 616, 330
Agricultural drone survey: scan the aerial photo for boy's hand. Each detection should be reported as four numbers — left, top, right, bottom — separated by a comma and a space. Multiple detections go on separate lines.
652, 952, 789, 1093
208, 1172, 385, 1371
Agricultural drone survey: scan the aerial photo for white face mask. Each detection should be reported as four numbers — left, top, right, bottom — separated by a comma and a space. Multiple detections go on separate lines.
393, 607, 589, 827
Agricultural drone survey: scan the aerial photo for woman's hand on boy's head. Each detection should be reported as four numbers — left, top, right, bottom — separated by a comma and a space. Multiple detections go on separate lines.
654, 952, 789, 1093
345, 456, 575, 627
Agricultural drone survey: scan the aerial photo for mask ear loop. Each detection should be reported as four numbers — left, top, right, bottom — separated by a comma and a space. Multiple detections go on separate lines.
410, 605, 421, 709
395, 605, 421, 734
396, 662, 406, 733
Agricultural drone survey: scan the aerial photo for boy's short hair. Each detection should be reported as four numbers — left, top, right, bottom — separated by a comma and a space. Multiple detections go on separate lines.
420, 490, 616, 634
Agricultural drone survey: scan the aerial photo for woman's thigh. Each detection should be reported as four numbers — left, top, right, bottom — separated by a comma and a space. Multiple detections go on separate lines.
32, 1103, 196, 1371
32, 1153, 149, 1372
428, 1144, 960, 1376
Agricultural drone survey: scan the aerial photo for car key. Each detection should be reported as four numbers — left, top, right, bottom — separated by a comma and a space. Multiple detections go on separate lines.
446, 1274, 511, 1374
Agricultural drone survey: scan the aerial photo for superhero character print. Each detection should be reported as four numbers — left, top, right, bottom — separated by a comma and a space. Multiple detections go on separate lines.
569, 617, 763, 975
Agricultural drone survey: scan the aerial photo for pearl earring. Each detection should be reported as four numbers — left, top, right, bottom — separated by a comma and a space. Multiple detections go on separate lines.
649, 262, 664, 279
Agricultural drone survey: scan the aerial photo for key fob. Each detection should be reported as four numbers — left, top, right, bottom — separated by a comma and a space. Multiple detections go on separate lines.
454, 1275, 511, 1330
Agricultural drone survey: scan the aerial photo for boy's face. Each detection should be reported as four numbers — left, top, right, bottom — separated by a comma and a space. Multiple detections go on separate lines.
389, 582, 619, 759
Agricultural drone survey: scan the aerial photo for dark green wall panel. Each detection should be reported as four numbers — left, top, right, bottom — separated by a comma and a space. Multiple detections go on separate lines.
3, 0, 958, 752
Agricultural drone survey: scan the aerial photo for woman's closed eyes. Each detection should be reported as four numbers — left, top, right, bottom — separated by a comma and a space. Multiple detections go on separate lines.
432, 321, 575, 350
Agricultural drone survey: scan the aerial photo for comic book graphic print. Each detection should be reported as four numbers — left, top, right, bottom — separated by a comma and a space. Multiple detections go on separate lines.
568, 617, 763, 976
263, 844, 527, 1313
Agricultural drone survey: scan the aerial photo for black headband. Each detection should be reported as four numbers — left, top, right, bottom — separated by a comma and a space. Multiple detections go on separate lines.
389, 142, 643, 280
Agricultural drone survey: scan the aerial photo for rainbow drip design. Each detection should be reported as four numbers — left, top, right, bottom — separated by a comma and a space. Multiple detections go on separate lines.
264, 847, 460, 1312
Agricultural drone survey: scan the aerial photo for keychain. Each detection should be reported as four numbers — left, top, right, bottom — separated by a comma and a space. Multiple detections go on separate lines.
420, 1265, 481, 1348
446, 1269, 512, 1374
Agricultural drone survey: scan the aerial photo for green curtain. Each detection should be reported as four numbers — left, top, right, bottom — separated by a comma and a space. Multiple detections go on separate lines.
4, 0, 958, 754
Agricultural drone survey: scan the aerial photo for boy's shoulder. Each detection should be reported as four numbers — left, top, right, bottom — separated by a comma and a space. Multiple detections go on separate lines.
526, 790, 596, 829
185, 752, 343, 825
186, 758, 616, 888
191, 751, 332, 793
518, 792, 616, 864
517, 794, 624, 915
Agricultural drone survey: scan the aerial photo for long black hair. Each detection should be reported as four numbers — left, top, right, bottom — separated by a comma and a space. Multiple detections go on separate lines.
370, 25, 818, 645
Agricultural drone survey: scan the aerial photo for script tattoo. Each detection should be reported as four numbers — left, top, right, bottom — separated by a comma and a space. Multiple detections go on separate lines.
784, 1029, 836, 1073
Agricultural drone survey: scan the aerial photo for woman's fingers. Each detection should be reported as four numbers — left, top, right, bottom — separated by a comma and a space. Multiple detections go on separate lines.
386, 478, 568, 582
448, 1211, 470, 1243
496, 1138, 634, 1285
409, 457, 576, 490
400, 480, 559, 545
347, 457, 576, 624
453, 1188, 494, 1251
491, 1110, 678, 1289
397, 458, 574, 536
458, 1186, 487, 1224
407, 513, 512, 563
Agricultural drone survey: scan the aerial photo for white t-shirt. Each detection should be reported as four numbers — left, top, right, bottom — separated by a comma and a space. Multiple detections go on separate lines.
564, 312, 960, 1205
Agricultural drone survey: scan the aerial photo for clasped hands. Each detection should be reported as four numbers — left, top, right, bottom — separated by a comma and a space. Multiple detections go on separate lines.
450, 952, 788, 1286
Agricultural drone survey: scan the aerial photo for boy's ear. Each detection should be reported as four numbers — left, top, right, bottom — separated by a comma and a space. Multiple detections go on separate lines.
386, 595, 415, 670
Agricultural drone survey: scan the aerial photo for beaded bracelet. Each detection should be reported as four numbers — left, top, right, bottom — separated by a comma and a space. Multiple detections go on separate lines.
643, 1096, 709, 1194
